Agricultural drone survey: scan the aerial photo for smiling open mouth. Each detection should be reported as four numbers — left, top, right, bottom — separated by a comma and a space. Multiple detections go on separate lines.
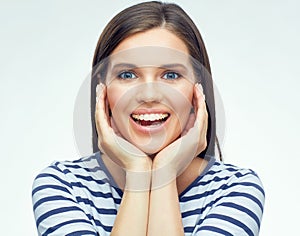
131, 113, 170, 126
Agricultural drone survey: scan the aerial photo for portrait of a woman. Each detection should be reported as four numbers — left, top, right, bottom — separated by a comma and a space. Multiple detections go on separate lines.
32, 2, 265, 235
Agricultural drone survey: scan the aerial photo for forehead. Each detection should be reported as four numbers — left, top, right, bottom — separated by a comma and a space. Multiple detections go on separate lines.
111, 28, 189, 56
109, 46, 191, 69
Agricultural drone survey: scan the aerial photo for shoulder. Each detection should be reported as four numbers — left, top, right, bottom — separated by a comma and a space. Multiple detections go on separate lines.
194, 159, 265, 235
32, 151, 118, 209
183, 157, 265, 202
199, 159, 265, 209
32, 152, 105, 191
31, 152, 117, 235
207, 159, 265, 197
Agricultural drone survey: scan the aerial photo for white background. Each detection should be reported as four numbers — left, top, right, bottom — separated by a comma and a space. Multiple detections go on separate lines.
1, 0, 299, 235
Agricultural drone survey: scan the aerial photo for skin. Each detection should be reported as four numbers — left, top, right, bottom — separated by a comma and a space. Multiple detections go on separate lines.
95, 28, 209, 236
106, 29, 194, 155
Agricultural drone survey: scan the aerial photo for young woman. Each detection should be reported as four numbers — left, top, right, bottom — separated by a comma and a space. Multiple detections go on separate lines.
32, 2, 265, 235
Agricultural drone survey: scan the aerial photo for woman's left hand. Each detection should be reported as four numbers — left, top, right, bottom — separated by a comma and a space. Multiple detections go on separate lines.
151, 84, 208, 187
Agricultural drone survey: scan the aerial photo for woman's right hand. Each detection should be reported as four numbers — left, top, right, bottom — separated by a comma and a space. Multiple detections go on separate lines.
95, 83, 152, 173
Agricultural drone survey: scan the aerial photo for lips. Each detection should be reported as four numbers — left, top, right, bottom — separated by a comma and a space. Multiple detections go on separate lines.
130, 108, 170, 129
131, 113, 169, 126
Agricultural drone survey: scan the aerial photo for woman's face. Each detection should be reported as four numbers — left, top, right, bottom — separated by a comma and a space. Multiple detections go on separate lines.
106, 28, 195, 154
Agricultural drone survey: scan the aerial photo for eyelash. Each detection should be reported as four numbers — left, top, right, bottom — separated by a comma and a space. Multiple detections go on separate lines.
162, 71, 182, 80
116, 71, 182, 80
117, 71, 137, 80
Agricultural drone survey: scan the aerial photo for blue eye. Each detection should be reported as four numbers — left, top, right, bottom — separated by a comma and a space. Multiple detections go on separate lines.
118, 71, 137, 79
162, 72, 181, 80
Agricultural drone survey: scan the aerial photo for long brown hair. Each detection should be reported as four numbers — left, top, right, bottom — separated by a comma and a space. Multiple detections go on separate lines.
91, 1, 222, 160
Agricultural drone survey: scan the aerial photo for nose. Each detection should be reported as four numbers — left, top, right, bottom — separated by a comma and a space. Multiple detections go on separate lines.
136, 82, 162, 103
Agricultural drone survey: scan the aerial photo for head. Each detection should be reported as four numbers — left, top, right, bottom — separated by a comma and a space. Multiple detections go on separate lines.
91, 1, 221, 159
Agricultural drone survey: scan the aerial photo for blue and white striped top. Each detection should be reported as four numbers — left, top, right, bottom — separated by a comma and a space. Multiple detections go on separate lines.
32, 152, 265, 236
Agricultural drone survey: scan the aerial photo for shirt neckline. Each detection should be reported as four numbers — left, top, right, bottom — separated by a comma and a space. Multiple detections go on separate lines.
95, 151, 123, 196
178, 155, 216, 199
96, 151, 216, 198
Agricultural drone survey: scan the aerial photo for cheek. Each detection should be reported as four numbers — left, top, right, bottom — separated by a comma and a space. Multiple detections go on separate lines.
106, 86, 130, 137
174, 99, 192, 128
106, 85, 135, 129
106, 86, 119, 109
168, 85, 193, 129
106, 85, 130, 114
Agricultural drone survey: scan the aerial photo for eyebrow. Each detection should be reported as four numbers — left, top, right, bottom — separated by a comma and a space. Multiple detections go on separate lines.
110, 63, 137, 71
158, 63, 188, 71
110, 63, 189, 71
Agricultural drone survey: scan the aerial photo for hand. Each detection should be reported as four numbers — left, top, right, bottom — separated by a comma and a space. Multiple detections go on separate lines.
95, 83, 152, 172
152, 84, 208, 186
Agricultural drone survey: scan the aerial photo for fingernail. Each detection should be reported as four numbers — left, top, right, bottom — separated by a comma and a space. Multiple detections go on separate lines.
96, 83, 105, 91
196, 83, 203, 93
96, 83, 105, 98
196, 83, 206, 100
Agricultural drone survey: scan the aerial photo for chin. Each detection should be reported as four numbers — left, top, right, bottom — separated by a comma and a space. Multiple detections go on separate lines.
136, 143, 166, 156
132, 135, 178, 157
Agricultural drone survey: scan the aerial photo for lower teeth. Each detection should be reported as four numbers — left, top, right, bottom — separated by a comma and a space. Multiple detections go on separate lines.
137, 120, 164, 126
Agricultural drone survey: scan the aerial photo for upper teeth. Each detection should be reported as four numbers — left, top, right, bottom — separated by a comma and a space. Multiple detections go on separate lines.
132, 113, 168, 121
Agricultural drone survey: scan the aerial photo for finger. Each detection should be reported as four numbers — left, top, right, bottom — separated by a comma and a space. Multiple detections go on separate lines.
95, 83, 110, 136
193, 84, 208, 152
194, 83, 207, 125
105, 99, 111, 126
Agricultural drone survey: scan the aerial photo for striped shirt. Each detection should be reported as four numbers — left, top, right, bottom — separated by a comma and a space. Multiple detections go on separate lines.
32, 152, 265, 235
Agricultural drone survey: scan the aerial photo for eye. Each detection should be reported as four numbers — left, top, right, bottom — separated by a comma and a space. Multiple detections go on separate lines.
117, 71, 137, 80
162, 71, 181, 80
